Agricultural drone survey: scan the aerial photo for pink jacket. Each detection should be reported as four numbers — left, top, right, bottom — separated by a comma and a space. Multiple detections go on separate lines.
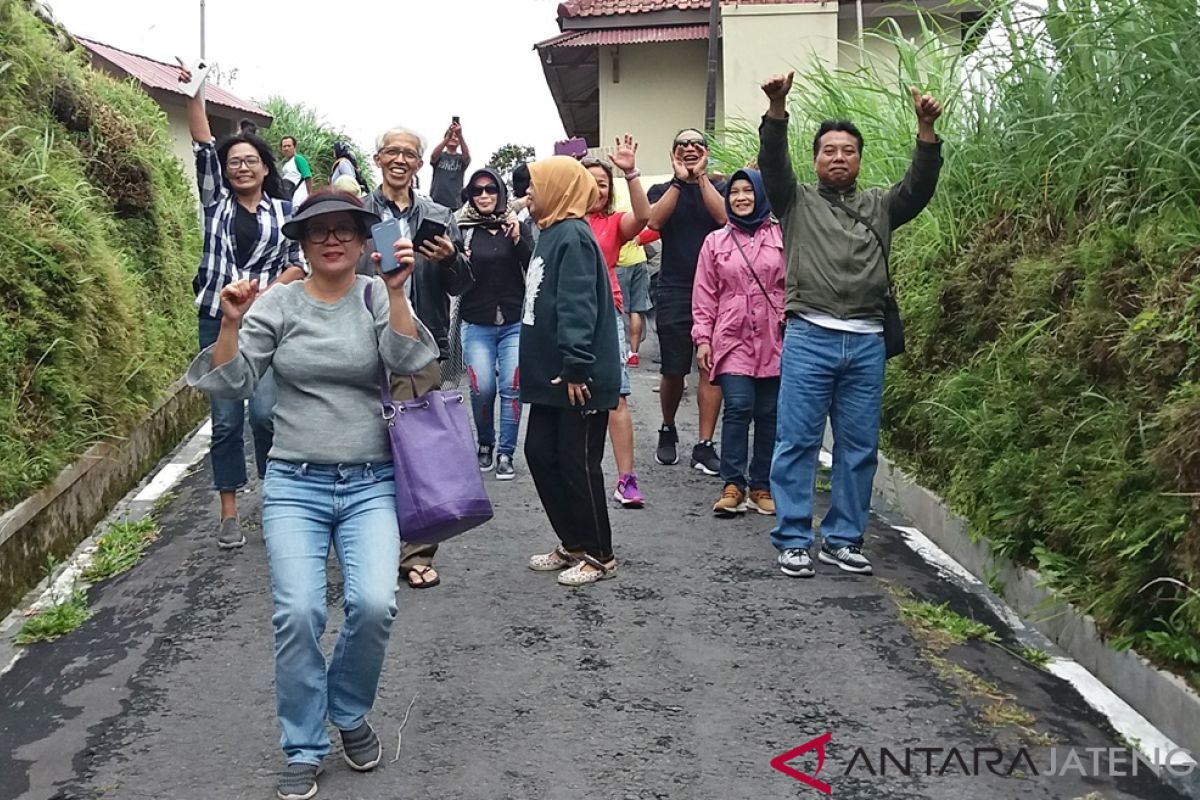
691, 221, 786, 379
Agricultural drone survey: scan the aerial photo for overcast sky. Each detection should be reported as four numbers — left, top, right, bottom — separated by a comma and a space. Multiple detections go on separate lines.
47, 0, 569, 186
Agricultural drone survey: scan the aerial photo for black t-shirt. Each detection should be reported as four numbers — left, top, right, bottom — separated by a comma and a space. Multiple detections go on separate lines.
234, 203, 259, 268
647, 179, 726, 292
459, 226, 532, 325
430, 152, 467, 210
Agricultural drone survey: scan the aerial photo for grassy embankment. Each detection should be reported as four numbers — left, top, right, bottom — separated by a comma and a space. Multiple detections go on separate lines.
714, 0, 1200, 684
0, 0, 200, 510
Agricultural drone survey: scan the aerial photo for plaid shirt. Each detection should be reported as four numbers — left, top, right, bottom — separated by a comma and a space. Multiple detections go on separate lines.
193, 139, 301, 318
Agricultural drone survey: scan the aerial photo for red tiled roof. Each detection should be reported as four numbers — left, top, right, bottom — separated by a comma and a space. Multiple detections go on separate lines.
76, 36, 269, 120
559, 0, 818, 18
536, 23, 710, 48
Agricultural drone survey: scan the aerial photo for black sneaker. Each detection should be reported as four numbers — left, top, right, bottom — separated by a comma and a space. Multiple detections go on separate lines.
477, 445, 494, 472
340, 720, 382, 771
778, 548, 815, 578
277, 762, 322, 800
495, 454, 515, 481
690, 440, 720, 476
818, 543, 873, 574
655, 424, 679, 465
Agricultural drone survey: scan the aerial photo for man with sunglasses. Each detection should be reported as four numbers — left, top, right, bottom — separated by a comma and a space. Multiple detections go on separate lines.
646, 129, 728, 472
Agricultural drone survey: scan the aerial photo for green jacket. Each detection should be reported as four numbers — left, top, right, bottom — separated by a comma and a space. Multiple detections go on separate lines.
757, 115, 942, 321
518, 218, 620, 410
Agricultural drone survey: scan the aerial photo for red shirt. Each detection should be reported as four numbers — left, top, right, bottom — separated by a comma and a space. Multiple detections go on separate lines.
588, 211, 626, 312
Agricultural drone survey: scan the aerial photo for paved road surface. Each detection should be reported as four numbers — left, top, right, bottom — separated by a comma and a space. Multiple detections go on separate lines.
0, 336, 1185, 800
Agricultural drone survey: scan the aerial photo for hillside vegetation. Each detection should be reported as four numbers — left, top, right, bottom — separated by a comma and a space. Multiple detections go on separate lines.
715, 0, 1200, 682
0, 0, 201, 508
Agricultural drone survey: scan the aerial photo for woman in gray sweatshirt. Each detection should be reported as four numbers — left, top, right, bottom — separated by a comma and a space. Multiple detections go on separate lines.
187, 190, 439, 800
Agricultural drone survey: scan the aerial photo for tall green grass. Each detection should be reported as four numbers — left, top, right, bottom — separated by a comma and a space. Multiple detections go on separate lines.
0, 0, 200, 507
713, 0, 1200, 683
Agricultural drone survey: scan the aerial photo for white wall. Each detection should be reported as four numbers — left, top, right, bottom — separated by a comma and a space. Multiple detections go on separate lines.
721, 3, 840, 128
598, 39, 710, 176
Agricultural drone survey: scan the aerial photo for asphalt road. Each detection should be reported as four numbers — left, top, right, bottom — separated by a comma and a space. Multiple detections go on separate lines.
0, 335, 1186, 800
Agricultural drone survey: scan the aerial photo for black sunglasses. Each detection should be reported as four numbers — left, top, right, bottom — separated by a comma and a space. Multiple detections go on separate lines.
673, 137, 706, 149
469, 184, 500, 197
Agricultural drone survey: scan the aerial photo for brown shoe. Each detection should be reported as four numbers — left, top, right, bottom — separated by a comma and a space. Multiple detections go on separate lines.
747, 489, 775, 516
712, 484, 747, 517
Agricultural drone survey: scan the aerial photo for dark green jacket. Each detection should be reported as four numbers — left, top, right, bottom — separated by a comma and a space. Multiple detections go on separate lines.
518, 218, 620, 410
757, 114, 942, 321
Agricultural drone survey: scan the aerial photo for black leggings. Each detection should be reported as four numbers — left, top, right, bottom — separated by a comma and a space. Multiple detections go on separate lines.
524, 404, 613, 561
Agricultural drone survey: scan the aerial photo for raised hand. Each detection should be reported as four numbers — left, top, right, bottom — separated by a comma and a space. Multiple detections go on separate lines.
688, 149, 709, 181
671, 148, 691, 181
219, 279, 259, 323
761, 71, 795, 102
419, 234, 457, 265
608, 133, 639, 174
910, 87, 943, 125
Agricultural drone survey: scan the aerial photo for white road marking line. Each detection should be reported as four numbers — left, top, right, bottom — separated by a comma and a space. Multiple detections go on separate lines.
1046, 658, 1196, 768
890, 520, 1191, 773
0, 417, 214, 677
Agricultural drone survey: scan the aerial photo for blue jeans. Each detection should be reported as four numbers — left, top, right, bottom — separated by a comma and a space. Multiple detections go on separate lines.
770, 319, 885, 551
716, 374, 779, 491
261, 460, 401, 765
463, 321, 521, 456
198, 315, 276, 491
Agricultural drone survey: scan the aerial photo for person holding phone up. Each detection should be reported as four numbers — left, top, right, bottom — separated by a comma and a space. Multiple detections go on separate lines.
177, 62, 305, 551
357, 125, 473, 590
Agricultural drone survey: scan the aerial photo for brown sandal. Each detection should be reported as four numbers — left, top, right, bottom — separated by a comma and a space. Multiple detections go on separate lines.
406, 565, 441, 589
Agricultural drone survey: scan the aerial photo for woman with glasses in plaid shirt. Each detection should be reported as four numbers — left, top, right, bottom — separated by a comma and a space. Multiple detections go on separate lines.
178, 63, 306, 550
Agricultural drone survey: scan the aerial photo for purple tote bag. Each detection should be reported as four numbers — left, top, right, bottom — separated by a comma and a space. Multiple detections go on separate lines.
365, 284, 493, 542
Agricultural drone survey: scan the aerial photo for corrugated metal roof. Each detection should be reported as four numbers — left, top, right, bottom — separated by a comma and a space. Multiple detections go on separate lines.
536, 23, 710, 48
76, 37, 269, 120
560, 0, 819, 18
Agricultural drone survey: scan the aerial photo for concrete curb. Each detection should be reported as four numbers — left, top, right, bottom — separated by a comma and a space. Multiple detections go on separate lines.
0, 377, 208, 616
863, 439, 1200, 758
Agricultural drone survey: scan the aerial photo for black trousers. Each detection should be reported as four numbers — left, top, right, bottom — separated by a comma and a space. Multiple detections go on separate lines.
524, 404, 614, 561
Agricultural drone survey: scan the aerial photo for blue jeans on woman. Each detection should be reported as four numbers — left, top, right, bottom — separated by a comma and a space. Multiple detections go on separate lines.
199, 315, 276, 490
462, 321, 521, 456
261, 460, 401, 765
769, 318, 885, 552
716, 374, 779, 490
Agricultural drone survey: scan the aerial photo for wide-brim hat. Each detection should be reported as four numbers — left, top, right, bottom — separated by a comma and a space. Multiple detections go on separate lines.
281, 194, 381, 240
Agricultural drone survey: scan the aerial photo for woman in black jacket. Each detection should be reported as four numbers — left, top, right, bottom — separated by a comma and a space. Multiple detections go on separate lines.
457, 167, 533, 480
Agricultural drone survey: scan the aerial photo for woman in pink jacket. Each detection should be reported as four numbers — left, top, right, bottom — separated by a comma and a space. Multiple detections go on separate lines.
692, 169, 786, 517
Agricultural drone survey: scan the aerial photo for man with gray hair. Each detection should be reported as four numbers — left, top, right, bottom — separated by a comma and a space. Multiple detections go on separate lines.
357, 125, 474, 591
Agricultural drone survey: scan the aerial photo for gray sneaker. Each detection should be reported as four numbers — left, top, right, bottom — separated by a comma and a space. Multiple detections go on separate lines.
495, 454, 515, 481
340, 720, 382, 772
277, 762, 321, 800
778, 548, 815, 578
217, 517, 245, 549
819, 543, 873, 574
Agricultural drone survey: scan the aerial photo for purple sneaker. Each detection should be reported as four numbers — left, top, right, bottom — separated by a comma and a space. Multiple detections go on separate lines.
614, 473, 646, 508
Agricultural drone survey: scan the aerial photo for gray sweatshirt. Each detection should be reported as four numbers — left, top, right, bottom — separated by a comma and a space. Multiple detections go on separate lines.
187, 276, 439, 464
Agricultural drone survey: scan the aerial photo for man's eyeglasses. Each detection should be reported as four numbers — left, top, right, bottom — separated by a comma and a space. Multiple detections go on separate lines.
304, 223, 359, 244
226, 156, 262, 170
469, 184, 500, 198
378, 147, 421, 162
673, 138, 706, 150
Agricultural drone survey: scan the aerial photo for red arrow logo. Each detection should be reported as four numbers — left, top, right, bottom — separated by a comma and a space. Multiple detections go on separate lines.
770, 732, 833, 795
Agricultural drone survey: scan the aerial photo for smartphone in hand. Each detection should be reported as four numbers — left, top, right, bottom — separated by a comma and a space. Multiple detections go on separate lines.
370, 219, 407, 274
413, 218, 448, 254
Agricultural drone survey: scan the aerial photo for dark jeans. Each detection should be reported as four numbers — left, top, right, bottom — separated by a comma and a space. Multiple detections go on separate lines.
524, 404, 613, 561
198, 315, 276, 492
716, 374, 780, 491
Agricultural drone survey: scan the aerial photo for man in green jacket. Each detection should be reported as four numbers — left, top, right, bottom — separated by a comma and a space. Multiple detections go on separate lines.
758, 70, 943, 578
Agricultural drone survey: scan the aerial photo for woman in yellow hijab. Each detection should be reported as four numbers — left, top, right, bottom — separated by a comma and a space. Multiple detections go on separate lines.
519, 156, 623, 587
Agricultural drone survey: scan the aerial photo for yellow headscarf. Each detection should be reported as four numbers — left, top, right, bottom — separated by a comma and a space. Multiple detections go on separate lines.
528, 156, 600, 230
